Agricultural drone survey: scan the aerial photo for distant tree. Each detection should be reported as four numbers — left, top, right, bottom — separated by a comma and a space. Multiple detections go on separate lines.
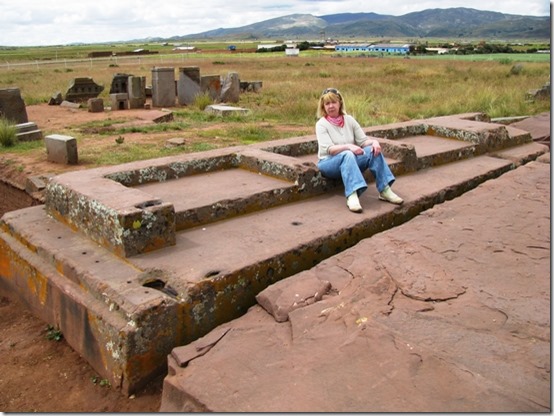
297, 41, 311, 51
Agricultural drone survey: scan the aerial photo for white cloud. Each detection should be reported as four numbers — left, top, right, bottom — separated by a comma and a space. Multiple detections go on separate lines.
0, 0, 549, 46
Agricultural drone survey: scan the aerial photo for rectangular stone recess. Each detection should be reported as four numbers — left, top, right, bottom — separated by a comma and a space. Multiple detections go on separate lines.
45, 147, 327, 256
394, 135, 474, 157
135, 167, 297, 230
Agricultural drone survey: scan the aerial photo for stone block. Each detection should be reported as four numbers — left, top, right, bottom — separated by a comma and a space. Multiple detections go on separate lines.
110, 93, 128, 110
110, 73, 132, 94
220, 72, 240, 103
152, 67, 176, 107
0, 87, 28, 124
15, 121, 43, 141
45, 134, 78, 164
240, 81, 263, 92
128, 76, 146, 109
201, 75, 221, 101
255, 273, 331, 322
87, 98, 104, 113
177, 67, 201, 105
60, 100, 81, 109
205, 104, 249, 117
25, 174, 53, 194
48, 91, 63, 106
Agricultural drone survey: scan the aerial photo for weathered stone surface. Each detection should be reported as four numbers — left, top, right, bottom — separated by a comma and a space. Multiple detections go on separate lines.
220, 72, 240, 103
256, 273, 331, 322
128, 76, 146, 109
60, 100, 80, 109
510, 111, 550, 148
177, 67, 201, 106
200, 74, 221, 102
160, 159, 550, 412
25, 173, 53, 194
48, 91, 63, 105
109, 93, 128, 111
109, 73, 133, 94
166, 137, 186, 147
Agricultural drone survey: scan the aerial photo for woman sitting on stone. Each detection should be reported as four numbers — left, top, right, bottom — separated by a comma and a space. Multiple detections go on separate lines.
315, 87, 403, 213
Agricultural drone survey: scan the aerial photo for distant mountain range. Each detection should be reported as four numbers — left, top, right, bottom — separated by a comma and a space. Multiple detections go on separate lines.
154, 7, 550, 42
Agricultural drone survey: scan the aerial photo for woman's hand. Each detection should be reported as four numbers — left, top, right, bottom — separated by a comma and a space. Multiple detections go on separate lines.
363, 138, 381, 156
371, 140, 382, 156
348, 144, 364, 155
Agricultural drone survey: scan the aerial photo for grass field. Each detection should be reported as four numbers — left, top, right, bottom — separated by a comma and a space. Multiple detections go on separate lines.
0, 42, 550, 166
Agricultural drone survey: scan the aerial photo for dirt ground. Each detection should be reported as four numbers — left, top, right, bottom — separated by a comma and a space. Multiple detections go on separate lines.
0, 295, 163, 412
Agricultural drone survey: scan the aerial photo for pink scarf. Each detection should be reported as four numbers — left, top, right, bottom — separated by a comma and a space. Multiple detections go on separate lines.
326, 115, 344, 127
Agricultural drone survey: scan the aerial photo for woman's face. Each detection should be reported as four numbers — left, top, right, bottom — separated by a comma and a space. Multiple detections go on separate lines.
324, 98, 341, 117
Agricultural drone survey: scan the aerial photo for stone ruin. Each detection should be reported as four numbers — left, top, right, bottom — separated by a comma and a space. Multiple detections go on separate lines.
100, 66, 261, 114
526, 80, 550, 101
52, 68, 262, 112
0, 87, 28, 124
150, 66, 261, 108
109, 73, 133, 94
152, 66, 241, 107
0, 88, 43, 142
106, 73, 147, 110
64, 77, 104, 103
0, 111, 548, 394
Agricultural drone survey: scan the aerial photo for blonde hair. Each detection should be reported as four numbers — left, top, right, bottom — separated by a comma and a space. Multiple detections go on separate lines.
317, 88, 347, 118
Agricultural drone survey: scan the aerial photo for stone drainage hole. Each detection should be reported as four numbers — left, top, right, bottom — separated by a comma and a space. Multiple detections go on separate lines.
134, 200, 162, 209
142, 279, 178, 298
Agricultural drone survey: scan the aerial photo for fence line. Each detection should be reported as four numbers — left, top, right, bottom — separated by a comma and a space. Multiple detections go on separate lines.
0, 52, 247, 71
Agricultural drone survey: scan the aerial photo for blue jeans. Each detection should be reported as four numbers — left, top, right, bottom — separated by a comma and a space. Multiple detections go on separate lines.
317, 147, 396, 197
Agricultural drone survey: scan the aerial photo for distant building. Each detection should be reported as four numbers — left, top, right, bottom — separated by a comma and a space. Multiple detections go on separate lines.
425, 47, 450, 55
285, 48, 300, 56
369, 44, 411, 54
335, 43, 411, 54
173, 46, 197, 52
257, 44, 280, 49
335, 44, 371, 52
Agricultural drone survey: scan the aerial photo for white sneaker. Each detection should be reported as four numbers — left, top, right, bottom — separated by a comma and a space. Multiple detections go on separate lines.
379, 186, 404, 205
346, 192, 363, 213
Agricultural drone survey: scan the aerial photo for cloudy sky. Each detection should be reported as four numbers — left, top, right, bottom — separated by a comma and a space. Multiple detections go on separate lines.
0, 0, 550, 47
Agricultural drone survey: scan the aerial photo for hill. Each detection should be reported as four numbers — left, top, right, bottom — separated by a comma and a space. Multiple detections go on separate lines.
161, 7, 550, 41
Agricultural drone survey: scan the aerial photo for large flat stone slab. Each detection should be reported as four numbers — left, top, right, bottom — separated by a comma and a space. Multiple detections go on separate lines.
161, 160, 550, 412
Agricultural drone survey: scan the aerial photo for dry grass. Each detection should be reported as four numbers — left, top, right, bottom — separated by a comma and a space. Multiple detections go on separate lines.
0, 53, 550, 167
